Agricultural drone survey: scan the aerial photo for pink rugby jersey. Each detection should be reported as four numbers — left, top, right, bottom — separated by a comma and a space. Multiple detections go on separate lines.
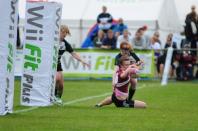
114, 67, 139, 98
114, 69, 130, 98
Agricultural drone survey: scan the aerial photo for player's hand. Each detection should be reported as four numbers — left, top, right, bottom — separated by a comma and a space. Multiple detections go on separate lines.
82, 62, 91, 68
137, 60, 144, 66
136, 60, 144, 70
128, 64, 138, 69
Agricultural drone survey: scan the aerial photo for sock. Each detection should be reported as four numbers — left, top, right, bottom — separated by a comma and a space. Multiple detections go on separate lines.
56, 84, 63, 98
55, 88, 58, 96
128, 87, 136, 101
55, 82, 63, 98
55, 82, 59, 97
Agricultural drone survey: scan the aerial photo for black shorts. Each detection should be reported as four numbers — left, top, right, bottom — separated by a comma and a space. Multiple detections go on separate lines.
57, 63, 63, 71
111, 93, 134, 108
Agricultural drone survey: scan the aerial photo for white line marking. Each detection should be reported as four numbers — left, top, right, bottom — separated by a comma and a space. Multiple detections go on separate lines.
14, 84, 147, 114
14, 107, 38, 114
138, 84, 146, 89
14, 92, 111, 114
63, 92, 111, 106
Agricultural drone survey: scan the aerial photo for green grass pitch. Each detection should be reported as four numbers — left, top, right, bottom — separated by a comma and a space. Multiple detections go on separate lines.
0, 80, 198, 131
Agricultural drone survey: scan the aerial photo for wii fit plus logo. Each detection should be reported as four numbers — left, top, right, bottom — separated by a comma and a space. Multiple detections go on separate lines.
23, 5, 44, 71
24, 44, 41, 71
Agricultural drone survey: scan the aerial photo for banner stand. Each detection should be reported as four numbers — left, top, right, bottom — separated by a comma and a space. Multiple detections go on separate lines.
21, 1, 62, 106
0, 0, 18, 116
161, 47, 173, 86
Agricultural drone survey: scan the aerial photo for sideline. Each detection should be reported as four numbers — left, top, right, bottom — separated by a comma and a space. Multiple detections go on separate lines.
14, 84, 147, 114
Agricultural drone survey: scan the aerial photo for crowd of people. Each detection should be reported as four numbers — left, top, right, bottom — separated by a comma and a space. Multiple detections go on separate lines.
92, 5, 198, 80
94, 6, 161, 51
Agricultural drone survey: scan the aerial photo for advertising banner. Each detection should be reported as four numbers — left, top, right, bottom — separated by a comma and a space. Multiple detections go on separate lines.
0, 0, 18, 115
61, 49, 155, 78
15, 49, 23, 76
21, 1, 62, 106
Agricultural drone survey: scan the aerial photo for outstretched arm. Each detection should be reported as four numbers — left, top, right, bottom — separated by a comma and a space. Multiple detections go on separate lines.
120, 64, 139, 78
112, 66, 119, 88
71, 52, 90, 67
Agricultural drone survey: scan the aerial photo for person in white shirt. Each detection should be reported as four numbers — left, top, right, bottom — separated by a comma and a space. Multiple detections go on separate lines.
149, 37, 161, 58
132, 28, 148, 50
97, 6, 113, 33
116, 29, 133, 49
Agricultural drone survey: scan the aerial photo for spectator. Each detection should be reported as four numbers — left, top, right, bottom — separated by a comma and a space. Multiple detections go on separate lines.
101, 29, 116, 49
148, 36, 161, 59
139, 25, 150, 45
176, 44, 196, 80
116, 29, 132, 49
97, 6, 113, 33
113, 18, 128, 37
153, 31, 161, 44
93, 30, 105, 48
157, 33, 177, 78
185, 5, 198, 55
132, 29, 148, 49
148, 35, 161, 77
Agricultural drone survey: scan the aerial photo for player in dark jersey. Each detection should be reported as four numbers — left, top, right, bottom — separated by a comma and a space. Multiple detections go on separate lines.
99, 55, 146, 108
54, 25, 90, 104
96, 41, 144, 107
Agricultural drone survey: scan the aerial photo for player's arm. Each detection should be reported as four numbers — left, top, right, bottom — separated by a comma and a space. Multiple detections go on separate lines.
130, 52, 144, 66
112, 66, 119, 86
64, 40, 90, 68
112, 55, 120, 89
70, 52, 90, 67
120, 65, 139, 78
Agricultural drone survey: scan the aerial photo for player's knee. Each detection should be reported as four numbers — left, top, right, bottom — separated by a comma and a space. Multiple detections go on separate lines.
129, 84, 137, 90
130, 85, 136, 90
56, 74, 64, 83
56, 77, 61, 83
130, 79, 137, 85
56, 74, 61, 81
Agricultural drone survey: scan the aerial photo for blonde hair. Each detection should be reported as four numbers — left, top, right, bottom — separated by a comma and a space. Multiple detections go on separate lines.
60, 25, 71, 35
